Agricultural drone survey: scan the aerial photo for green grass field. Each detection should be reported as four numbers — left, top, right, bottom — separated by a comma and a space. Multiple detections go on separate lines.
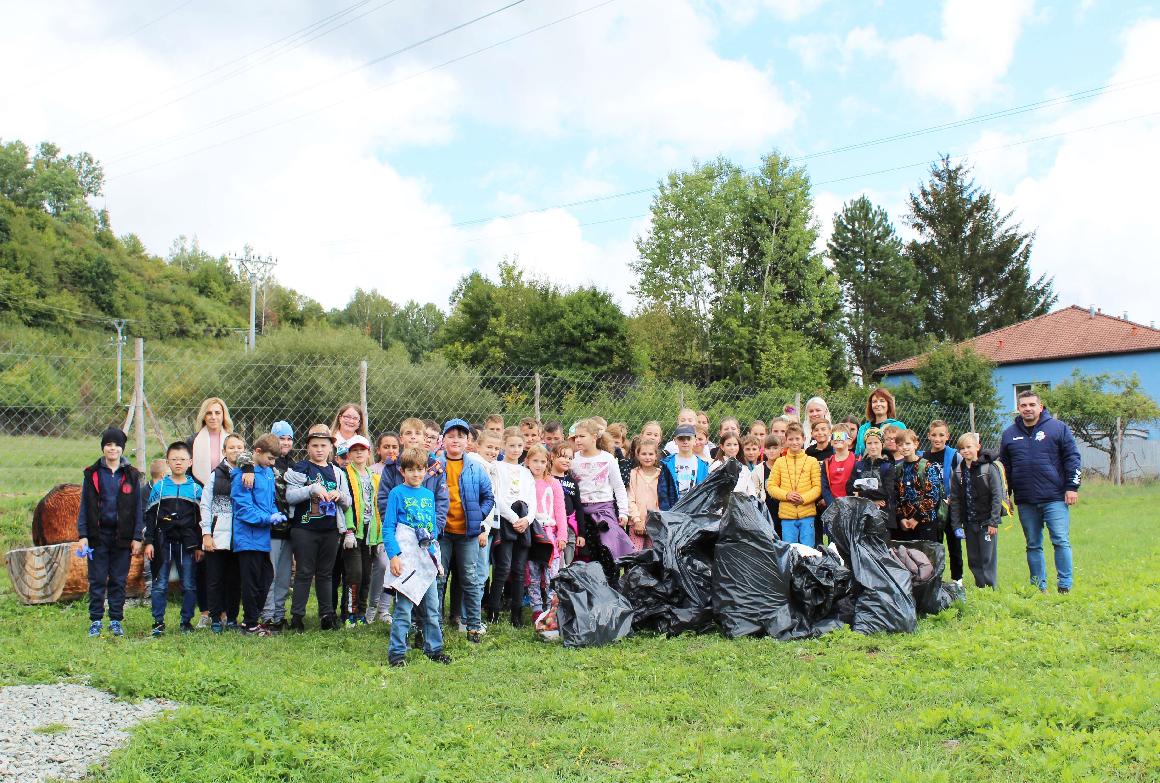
1, 440, 1157, 782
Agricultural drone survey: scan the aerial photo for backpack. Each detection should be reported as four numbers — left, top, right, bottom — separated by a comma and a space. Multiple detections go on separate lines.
994, 460, 1014, 517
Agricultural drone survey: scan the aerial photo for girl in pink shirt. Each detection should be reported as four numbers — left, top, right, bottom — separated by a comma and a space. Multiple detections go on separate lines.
525, 445, 566, 621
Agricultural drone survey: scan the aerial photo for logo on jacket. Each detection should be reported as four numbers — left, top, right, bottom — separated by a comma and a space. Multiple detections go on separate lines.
1035, 431, 1046, 441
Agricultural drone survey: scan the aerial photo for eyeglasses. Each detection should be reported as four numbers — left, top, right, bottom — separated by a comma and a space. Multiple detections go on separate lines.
340, 414, 361, 422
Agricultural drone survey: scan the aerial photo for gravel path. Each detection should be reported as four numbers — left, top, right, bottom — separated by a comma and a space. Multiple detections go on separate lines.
0, 684, 178, 782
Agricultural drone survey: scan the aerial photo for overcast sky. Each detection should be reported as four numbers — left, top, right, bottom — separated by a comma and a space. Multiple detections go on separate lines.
3, 0, 1158, 324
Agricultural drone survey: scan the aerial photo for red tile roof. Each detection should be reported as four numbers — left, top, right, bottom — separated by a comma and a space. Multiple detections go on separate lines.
875, 305, 1160, 376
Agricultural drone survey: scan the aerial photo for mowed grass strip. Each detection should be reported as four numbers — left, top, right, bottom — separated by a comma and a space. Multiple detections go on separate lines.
0, 457, 1157, 781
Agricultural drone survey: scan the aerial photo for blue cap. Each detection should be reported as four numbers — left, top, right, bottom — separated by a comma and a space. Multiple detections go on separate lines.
442, 418, 471, 435
271, 421, 294, 438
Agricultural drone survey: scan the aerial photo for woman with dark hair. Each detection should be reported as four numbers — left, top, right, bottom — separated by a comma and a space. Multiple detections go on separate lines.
855, 387, 906, 456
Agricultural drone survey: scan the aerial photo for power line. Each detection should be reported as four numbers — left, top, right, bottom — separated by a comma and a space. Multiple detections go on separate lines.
83, 0, 404, 142
105, 0, 532, 169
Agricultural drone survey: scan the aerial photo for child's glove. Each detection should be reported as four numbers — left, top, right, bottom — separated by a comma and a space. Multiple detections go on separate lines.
374, 543, 385, 557
268, 512, 287, 525
74, 544, 94, 560
317, 500, 337, 516
953, 528, 966, 540
342, 531, 356, 550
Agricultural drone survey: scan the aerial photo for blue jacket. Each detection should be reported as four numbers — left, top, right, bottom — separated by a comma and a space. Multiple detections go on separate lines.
376, 456, 450, 533
855, 418, 906, 455
433, 454, 495, 538
999, 409, 1082, 505
230, 466, 276, 553
660, 453, 709, 502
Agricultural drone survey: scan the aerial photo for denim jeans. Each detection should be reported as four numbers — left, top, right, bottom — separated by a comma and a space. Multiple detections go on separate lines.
781, 516, 815, 547
261, 537, 294, 623
438, 533, 482, 631
150, 535, 198, 624
1018, 501, 1073, 589
388, 579, 443, 659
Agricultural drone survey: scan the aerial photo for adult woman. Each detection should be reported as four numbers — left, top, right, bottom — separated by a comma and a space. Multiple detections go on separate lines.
330, 403, 369, 463
186, 397, 234, 629
855, 388, 905, 456
804, 396, 832, 428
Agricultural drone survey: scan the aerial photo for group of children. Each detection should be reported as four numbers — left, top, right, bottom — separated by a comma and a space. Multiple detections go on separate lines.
78, 390, 1005, 662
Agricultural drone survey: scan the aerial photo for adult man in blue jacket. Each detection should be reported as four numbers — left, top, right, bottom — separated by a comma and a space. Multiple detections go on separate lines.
999, 390, 1081, 594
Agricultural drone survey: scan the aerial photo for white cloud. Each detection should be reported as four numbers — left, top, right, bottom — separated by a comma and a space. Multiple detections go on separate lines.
993, 18, 1160, 322
888, 0, 1035, 114
721, 0, 827, 24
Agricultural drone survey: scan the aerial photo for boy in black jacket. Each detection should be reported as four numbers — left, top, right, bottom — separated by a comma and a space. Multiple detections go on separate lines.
76, 428, 144, 638
144, 442, 204, 635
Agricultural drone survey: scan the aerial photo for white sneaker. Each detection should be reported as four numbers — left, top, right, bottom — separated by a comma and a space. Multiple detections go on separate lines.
457, 620, 487, 634
953, 579, 963, 587
196, 614, 212, 630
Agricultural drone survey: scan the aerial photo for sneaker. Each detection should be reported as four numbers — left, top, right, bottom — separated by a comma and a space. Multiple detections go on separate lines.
530, 610, 543, 623
241, 624, 271, 637
151, 622, 165, 637
457, 619, 468, 632
109, 620, 124, 637
267, 619, 286, 635
289, 616, 305, 633
196, 614, 211, 630
389, 657, 407, 668
1058, 586, 1071, 594
953, 579, 963, 587
345, 616, 359, 629
211, 621, 224, 634
88, 620, 102, 637
426, 650, 452, 665
467, 630, 482, 644
180, 621, 195, 634
357, 616, 369, 626
320, 614, 336, 631
226, 620, 239, 632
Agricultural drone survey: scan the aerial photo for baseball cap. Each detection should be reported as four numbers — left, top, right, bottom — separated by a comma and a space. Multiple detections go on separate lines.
673, 424, 696, 439
443, 418, 471, 435
344, 435, 372, 452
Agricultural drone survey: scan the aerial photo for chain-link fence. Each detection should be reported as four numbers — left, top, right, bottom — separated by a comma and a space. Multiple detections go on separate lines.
2, 324, 1156, 483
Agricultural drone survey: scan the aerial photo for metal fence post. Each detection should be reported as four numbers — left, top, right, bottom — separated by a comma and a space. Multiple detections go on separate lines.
133, 338, 147, 469
794, 392, 801, 421
359, 360, 369, 430
969, 403, 976, 434
534, 373, 541, 422
1115, 416, 1124, 485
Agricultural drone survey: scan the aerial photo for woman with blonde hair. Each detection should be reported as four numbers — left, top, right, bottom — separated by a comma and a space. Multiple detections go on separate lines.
188, 397, 234, 486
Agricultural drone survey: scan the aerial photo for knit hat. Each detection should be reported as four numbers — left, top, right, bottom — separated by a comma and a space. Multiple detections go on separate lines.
100, 427, 127, 449
863, 427, 884, 443
271, 420, 294, 438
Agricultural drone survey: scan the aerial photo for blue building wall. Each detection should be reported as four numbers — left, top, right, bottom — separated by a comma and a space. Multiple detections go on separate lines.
881, 350, 1160, 438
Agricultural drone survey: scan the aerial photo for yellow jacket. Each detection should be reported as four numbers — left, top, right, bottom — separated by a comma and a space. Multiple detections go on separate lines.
766, 451, 822, 520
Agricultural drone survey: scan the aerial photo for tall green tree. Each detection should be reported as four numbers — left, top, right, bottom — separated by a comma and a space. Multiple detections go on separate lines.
394, 300, 445, 363
632, 152, 842, 389
828, 196, 925, 381
906, 157, 1055, 342
331, 288, 397, 347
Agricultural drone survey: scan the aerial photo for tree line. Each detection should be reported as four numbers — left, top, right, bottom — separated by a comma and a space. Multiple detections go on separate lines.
1, 138, 1056, 389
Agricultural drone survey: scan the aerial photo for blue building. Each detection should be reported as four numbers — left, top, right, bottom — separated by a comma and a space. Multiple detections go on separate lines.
874, 306, 1160, 474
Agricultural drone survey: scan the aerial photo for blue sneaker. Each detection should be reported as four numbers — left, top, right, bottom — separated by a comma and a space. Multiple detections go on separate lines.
211, 621, 223, 634
151, 621, 165, 637
87, 620, 102, 637
109, 620, 124, 637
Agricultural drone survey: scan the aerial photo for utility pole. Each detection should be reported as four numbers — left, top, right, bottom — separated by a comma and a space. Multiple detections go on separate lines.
229, 247, 277, 352
110, 319, 128, 404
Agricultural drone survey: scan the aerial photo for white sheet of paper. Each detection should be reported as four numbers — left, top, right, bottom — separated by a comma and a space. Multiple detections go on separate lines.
384, 524, 437, 605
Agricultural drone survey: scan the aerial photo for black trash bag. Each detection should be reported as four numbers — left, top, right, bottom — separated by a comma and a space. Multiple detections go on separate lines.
618, 461, 743, 636
790, 548, 854, 624
553, 561, 634, 648
891, 540, 966, 615
822, 496, 917, 635
712, 494, 847, 639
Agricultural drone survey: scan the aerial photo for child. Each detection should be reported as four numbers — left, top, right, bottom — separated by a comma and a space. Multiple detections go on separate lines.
139, 457, 168, 600
948, 433, 1002, 588
483, 414, 505, 440
767, 423, 822, 547
748, 420, 767, 443
371, 431, 401, 476
709, 432, 755, 496
542, 421, 564, 449
606, 423, 628, 454
434, 419, 494, 643
741, 434, 762, 470
847, 427, 893, 511
144, 442, 204, 636
926, 420, 963, 584
423, 421, 441, 456
755, 433, 782, 535
526, 444, 566, 621
626, 438, 674, 550
519, 417, 543, 449
881, 424, 902, 462
342, 436, 382, 627
768, 417, 791, 445
571, 419, 633, 583
640, 420, 664, 445
76, 427, 144, 637
199, 432, 245, 633
806, 420, 834, 461
660, 424, 709, 501
694, 425, 712, 462
258, 421, 295, 632
230, 434, 283, 636
474, 429, 505, 614
663, 409, 698, 455
384, 447, 452, 666
490, 430, 536, 627
550, 442, 585, 566
820, 429, 856, 511
284, 425, 352, 632
887, 429, 944, 543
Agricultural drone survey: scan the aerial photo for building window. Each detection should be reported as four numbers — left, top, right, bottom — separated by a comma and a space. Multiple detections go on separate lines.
1014, 382, 1050, 408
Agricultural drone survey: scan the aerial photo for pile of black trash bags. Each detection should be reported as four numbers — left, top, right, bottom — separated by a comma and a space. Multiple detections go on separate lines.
553, 460, 966, 647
